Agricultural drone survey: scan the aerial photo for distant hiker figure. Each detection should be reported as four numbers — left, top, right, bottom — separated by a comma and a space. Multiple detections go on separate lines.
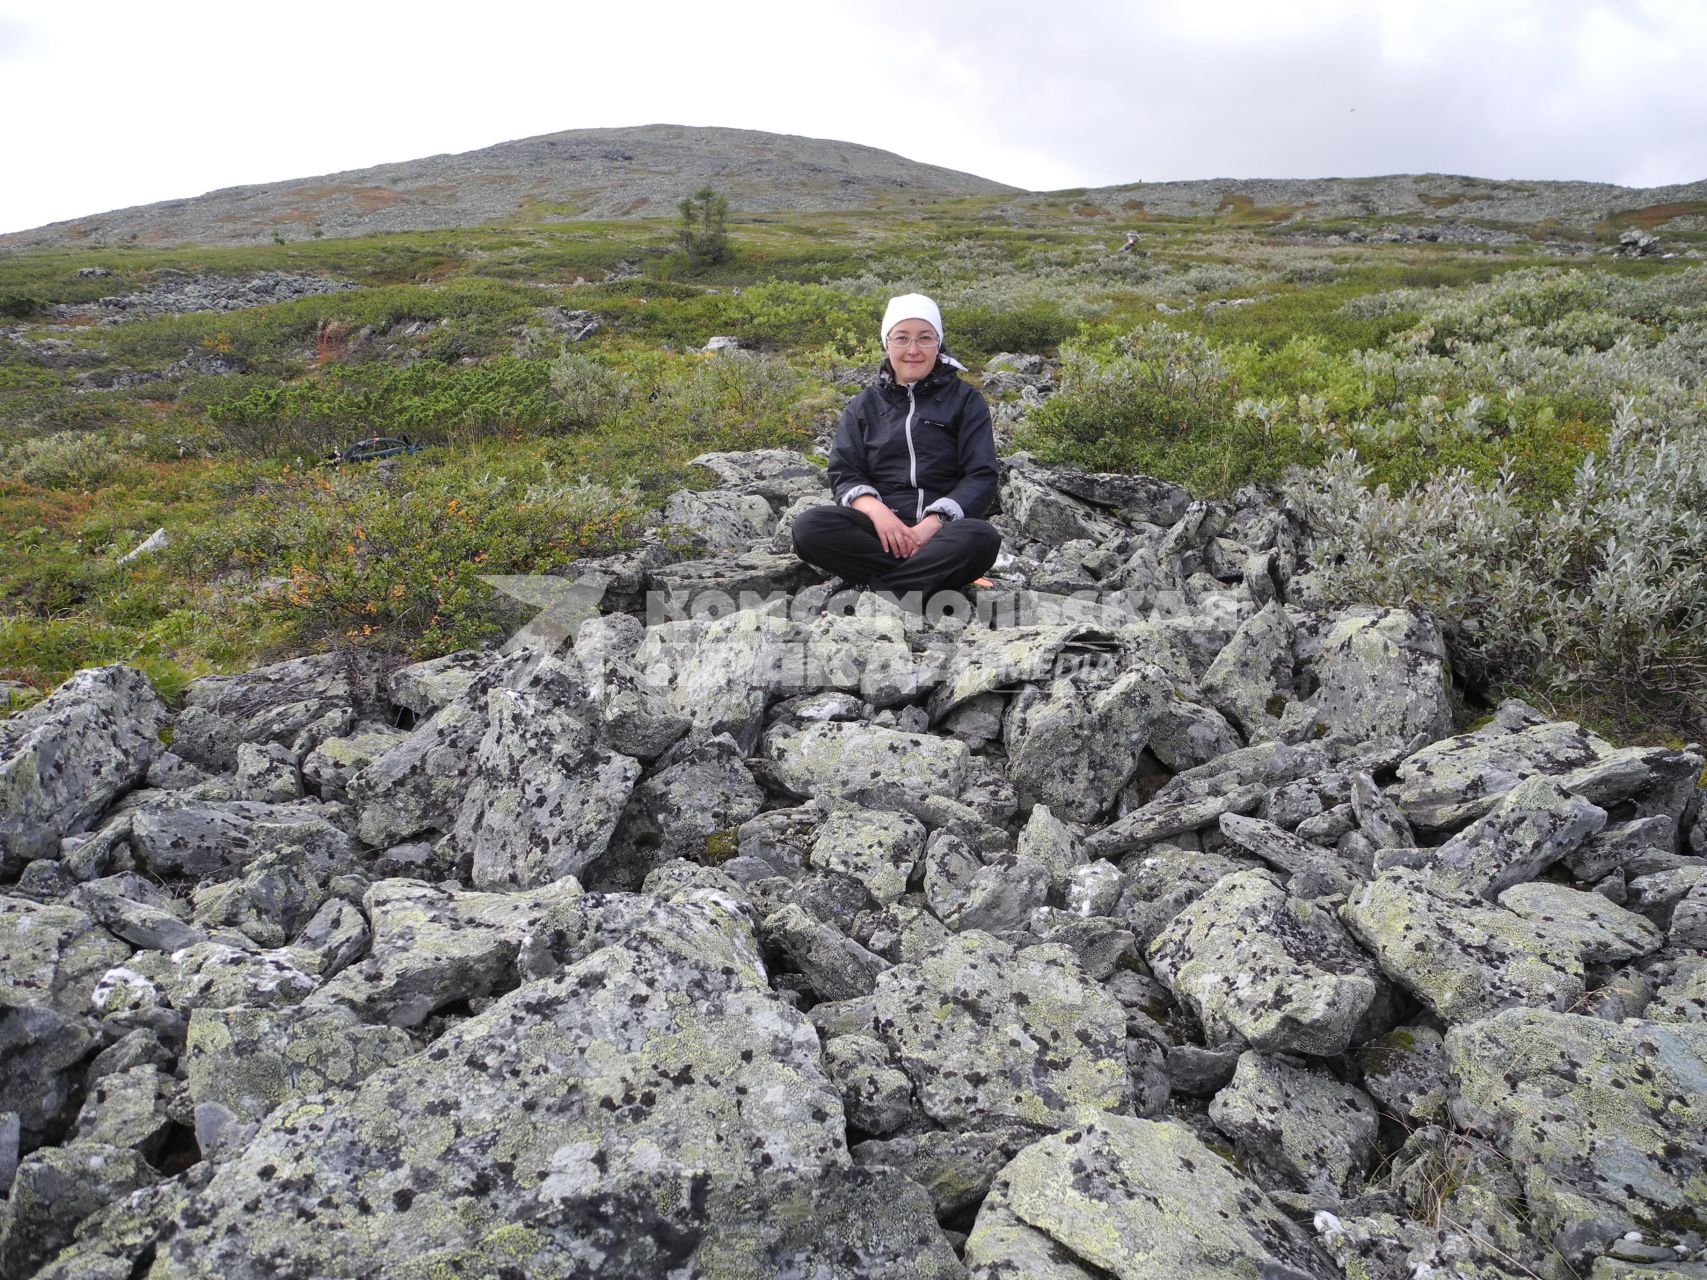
1119, 232, 1143, 255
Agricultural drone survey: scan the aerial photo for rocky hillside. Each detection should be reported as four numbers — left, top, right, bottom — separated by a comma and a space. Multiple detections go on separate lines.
3, 448, 1705, 1278
1012, 172, 1707, 232
0, 125, 1020, 250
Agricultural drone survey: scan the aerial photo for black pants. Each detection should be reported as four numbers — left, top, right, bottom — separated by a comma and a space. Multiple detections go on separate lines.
792, 505, 1001, 598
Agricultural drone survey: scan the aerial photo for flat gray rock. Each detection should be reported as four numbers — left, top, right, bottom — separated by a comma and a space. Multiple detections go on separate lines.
874, 931, 1128, 1130
1149, 868, 1382, 1056
1422, 773, 1606, 899
1208, 1050, 1380, 1202
1448, 1009, 1707, 1267
1343, 868, 1587, 1024
1394, 716, 1613, 831
962, 1115, 1339, 1280
766, 721, 971, 815
0, 664, 167, 870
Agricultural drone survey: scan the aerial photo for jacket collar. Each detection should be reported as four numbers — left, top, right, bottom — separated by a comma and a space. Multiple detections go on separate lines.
877, 353, 964, 393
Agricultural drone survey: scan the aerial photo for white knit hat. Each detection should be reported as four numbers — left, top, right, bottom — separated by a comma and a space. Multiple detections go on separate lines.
880, 293, 943, 345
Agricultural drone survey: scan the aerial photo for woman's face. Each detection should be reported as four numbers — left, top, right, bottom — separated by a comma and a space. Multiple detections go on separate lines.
886, 320, 940, 386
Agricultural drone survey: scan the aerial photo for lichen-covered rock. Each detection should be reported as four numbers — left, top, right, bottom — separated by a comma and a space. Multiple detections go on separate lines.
1208, 1051, 1380, 1202
0, 1141, 158, 1279
1149, 869, 1382, 1056
1447, 1008, 1707, 1266
0, 664, 167, 870
764, 902, 888, 1002
173, 651, 379, 771
386, 649, 491, 716
1422, 773, 1606, 899
232, 740, 299, 802
1084, 784, 1267, 859
1200, 601, 1296, 741
71, 874, 203, 953
597, 733, 764, 887
453, 683, 640, 889
1350, 770, 1415, 850
1062, 860, 1124, 918
157, 941, 321, 1012
927, 624, 1104, 720
823, 1032, 914, 1135
185, 1004, 415, 1156
766, 721, 971, 815
1115, 845, 1254, 946
301, 720, 412, 802
1310, 606, 1452, 747
309, 877, 581, 1026
288, 894, 369, 978
852, 1125, 1040, 1219
808, 806, 928, 905
962, 1115, 1339, 1280
150, 892, 865, 1280
1218, 811, 1364, 899
69, 1063, 174, 1157
1, 896, 133, 1016
1343, 868, 1591, 1024
1006, 670, 1163, 822
347, 655, 518, 846
128, 794, 340, 879
944, 854, 1053, 934
1356, 1025, 1451, 1126
636, 609, 805, 753
1394, 712, 1613, 830
874, 932, 1128, 1130
189, 824, 350, 949
1496, 880, 1665, 964
662, 486, 777, 553
1, 1002, 101, 1148
1645, 957, 1707, 1024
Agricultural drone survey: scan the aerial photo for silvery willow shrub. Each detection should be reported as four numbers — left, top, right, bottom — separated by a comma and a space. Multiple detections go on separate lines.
1291, 400, 1707, 711
0, 429, 148, 490
549, 349, 632, 428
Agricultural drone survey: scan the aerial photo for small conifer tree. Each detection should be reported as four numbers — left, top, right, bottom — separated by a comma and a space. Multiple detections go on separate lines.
678, 186, 730, 266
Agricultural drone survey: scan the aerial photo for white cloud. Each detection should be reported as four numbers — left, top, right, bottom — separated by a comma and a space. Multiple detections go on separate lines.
0, 0, 1701, 235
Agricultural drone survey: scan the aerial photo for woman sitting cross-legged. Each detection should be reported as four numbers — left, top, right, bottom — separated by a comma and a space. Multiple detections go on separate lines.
792, 293, 1002, 603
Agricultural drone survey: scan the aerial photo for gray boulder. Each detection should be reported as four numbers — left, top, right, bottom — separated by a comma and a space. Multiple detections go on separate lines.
810, 805, 928, 905
1208, 1051, 1380, 1202
766, 721, 971, 815
1422, 773, 1606, 898
1448, 1009, 1707, 1266
852, 1125, 1039, 1220
763, 902, 888, 1002
1148, 868, 1383, 1056
454, 683, 640, 889
385, 649, 491, 716
0, 664, 167, 870
1497, 880, 1665, 963
1, 1002, 102, 1148
962, 1115, 1339, 1279
0, 1141, 158, 1279
598, 733, 764, 885
173, 651, 376, 771
1343, 869, 1589, 1024
1356, 1025, 1451, 1126
1, 896, 132, 1017
310, 876, 581, 1026
1006, 670, 1163, 822
301, 720, 412, 802
1310, 606, 1453, 746
822, 1033, 914, 1135
149, 892, 881, 1280
1395, 713, 1614, 830
185, 1004, 414, 1157
874, 931, 1128, 1130
1199, 601, 1296, 741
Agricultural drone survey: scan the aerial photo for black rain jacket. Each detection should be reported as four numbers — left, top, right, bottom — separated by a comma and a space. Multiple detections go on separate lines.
826, 357, 999, 523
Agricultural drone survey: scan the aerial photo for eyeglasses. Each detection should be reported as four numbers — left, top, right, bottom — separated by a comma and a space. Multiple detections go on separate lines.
886, 334, 941, 350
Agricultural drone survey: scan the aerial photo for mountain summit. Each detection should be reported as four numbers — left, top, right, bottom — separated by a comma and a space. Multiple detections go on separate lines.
1, 124, 1021, 249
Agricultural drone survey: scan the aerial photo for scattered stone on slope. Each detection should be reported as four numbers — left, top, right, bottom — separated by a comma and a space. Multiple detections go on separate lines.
1342, 868, 1589, 1024
873, 931, 1128, 1130
0, 1141, 159, 1279
1199, 600, 1296, 741
1420, 773, 1606, 898
1496, 880, 1666, 963
1310, 606, 1453, 746
1207, 1050, 1381, 1204
0, 664, 167, 871
309, 876, 581, 1026
961, 1115, 1340, 1280
1149, 868, 1384, 1056
452, 681, 640, 889
1448, 1008, 1707, 1266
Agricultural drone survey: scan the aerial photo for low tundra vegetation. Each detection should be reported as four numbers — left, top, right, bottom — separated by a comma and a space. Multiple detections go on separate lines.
1, 204, 1703, 734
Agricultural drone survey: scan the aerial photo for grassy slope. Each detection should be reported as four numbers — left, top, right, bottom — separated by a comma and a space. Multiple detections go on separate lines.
2, 198, 1703, 735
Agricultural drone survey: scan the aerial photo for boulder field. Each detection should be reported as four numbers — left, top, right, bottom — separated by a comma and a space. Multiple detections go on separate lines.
3, 449, 1705, 1279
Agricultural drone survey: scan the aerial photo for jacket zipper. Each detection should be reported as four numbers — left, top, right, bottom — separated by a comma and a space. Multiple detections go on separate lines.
904, 383, 922, 521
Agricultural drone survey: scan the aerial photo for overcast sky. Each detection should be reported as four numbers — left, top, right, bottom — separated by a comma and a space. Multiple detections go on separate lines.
3, 0, 1703, 236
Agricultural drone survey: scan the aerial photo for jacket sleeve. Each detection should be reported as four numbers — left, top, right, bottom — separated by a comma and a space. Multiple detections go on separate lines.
826, 392, 879, 506
927, 386, 999, 521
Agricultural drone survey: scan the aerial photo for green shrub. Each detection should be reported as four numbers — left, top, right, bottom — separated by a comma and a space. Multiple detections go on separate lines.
0, 293, 42, 320
197, 463, 645, 657
1291, 401, 1707, 719
0, 430, 148, 490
